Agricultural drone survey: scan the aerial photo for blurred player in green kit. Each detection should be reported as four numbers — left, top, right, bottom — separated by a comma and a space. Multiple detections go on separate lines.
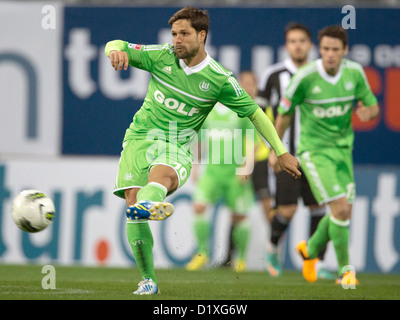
186, 71, 258, 273
105, 7, 300, 295
274, 25, 379, 285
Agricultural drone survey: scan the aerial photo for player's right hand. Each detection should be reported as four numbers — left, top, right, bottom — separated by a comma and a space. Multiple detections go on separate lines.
277, 152, 301, 179
109, 50, 129, 71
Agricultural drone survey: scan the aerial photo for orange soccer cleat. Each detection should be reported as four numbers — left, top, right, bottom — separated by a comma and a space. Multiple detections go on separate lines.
296, 240, 318, 283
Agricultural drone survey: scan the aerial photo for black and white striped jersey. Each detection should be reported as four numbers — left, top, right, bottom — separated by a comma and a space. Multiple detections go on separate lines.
257, 58, 301, 156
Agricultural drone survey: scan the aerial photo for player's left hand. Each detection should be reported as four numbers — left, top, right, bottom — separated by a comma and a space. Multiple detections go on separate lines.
278, 152, 301, 179
109, 50, 129, 71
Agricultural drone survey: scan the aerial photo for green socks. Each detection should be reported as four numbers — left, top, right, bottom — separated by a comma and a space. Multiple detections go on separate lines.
193, 215, 249, 261
328, 216, 350, 276
126, 182, 168, 284
307, 214, 350, 276
127, 221, 157, 283
136, 182, 168, 203
307, 214, 330, 258
232, 220, 250, 261
194, 215, 211, 256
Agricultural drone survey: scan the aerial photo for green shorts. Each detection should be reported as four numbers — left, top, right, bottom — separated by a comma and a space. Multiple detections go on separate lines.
299, 148, 355, 205
193, 167, 255, 215
114, 138, 192, 199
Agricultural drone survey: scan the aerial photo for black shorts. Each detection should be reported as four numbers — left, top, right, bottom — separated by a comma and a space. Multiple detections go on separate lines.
251, 159, 272, 200
275, 166, 318, 206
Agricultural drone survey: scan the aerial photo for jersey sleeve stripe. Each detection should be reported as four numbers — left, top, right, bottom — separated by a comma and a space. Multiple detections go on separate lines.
343, 60, 372, 90
285, 63, 317, 98
228, 76, 243, 97
209, 59, 232, 76
208, 58, 242, 97
143, 44, 171, 51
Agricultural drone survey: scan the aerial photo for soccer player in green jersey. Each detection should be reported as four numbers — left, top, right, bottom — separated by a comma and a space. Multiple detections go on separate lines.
275, 25, 379, 285
263, 23, 331, 279
186, 101, 255, 272
105, 7, 300, 295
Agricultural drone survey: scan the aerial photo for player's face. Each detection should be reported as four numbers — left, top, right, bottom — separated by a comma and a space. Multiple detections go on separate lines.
240, 73, 257, 99
171, 19, 205, 61
319, 36, 349, 75
285, 30, 312, 64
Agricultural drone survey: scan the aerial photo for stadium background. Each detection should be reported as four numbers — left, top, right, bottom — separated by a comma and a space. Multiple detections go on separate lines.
0, 1, 399, 274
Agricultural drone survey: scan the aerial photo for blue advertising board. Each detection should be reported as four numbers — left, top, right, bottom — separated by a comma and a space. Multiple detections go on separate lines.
0, 162, 399, 272
62, 7, 400, 164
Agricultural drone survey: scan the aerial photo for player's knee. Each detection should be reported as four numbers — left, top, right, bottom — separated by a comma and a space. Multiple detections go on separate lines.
124, 188, 140, 207
331, 203, 351, 221
194, 203, 207, 214
232, 214, 247, 225
149, 165, 179, 191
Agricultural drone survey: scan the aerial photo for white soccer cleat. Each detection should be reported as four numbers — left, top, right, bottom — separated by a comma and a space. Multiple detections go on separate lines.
133, 278, 159, 295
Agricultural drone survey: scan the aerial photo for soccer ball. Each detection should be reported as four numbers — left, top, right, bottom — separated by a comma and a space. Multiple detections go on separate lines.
11, 189, 55, 233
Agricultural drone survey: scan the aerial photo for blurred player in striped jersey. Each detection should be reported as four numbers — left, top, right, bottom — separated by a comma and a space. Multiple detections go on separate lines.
105, 7, 300, 294
274, 25, 379, 285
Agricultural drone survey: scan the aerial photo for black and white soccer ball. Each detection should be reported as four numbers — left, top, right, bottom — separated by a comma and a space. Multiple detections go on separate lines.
11, 189, 55, 233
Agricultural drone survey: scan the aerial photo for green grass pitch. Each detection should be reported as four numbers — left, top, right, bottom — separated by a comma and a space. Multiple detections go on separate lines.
0, 264, 399, 301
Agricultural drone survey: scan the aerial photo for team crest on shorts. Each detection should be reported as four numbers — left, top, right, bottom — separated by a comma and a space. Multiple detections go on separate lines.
125, 173, 133, 180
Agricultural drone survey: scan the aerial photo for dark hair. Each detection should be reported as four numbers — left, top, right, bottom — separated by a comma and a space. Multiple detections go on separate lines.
318, 25, 348, 47
168, 7, 210, 44
284, 22, 312, 41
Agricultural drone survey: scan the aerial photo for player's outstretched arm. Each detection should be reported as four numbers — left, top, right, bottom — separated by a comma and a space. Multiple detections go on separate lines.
105, 40, 129, 71
248, 108, 301, 179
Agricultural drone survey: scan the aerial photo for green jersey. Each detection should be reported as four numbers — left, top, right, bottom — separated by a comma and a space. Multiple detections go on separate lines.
112, 41, 258, 159
199, 103, 255, 175
278, 58, 377, 154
